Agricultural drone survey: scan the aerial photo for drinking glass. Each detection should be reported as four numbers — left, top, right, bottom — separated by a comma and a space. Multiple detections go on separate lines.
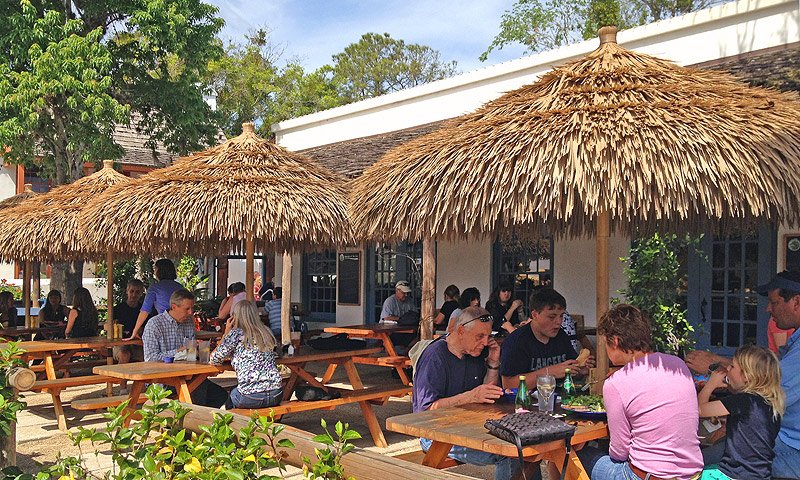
536, 374, 556, 413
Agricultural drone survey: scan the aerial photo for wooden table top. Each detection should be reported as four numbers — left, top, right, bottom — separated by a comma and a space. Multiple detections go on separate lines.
276, 346, 383, 365
386, 403, 609, 458
11, 337, 143, 353
324, 324, 417, 335
0, 326, 62, 337
196, 330, 223, 340
94, 361, 223, 381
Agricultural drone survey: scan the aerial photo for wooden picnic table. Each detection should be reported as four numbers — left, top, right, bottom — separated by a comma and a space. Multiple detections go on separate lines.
323, 323, 416, 385
386, 403, 609, 479
93, 361, 224, 421
11, 336, 143, 430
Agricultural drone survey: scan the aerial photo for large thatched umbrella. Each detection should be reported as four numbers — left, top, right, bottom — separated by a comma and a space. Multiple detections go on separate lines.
0, 184, 39, 321
0, 162, 130, 329
79, 123, 352, 343
350, 27, 800, 380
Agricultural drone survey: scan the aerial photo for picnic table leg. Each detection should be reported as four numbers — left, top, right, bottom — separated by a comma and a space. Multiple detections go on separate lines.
357, 400, 388, 448
51, 388, 67, 432
377, 333, 410, 385
422, 441, 453, 468
341, 359, 364, 390
321, 364, 338, 384
44, 354, 58, 380
105, 352, 114, 397
176, 380, 193, 403
123, 381, 146, 427
542, 448, 589, 480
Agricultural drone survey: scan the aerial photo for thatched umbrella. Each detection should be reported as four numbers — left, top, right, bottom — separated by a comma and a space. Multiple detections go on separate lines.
0, 161, 130, 330
0, 184, 39, 320
79, 123, 352, 343
350, 27, 800, 380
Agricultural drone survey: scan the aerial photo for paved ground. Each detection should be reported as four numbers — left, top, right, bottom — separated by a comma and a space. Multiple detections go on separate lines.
13, 363, 503, 479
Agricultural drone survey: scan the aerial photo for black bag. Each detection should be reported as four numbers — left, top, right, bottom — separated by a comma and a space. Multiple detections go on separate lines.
307, 333, 367, 351
294, 386, 342, 401
485, 412, 576, 480
397, 310, 420, 326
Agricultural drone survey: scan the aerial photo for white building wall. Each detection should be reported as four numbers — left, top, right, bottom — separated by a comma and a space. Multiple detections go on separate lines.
554, 235, 631, 327
435, 238, 494, 306
275, 0, 799, 150
0, 165, 17, 281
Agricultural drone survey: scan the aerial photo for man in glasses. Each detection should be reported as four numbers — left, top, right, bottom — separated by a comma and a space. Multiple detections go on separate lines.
413, 306, 527, 479
500, 288, 594, 390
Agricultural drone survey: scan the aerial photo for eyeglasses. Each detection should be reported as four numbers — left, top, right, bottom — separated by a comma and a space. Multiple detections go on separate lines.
461, 313, 494, 327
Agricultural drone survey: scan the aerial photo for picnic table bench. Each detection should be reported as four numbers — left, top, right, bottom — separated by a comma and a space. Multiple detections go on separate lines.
12, 337, 143, 430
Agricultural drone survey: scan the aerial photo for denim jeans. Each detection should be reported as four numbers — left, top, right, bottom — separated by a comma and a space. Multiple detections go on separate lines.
588, 455, 641, 480
420, 438, 539, 480
225, 386, 283, 410
773, 436, 800, 479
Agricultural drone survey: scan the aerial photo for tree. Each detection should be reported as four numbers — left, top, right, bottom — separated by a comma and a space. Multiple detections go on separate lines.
481, 0, 717, 60
331, 33, 458, 102
0, 0, 224, 184
0, 0, 223, 298
207, 28, 344, 137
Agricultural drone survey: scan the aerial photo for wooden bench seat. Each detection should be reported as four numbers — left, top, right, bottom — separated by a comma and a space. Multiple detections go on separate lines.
231, 385, 411, 419
31, 374, 116, 392
29, 358, 109, 374
71, 393, 148, 411
352, 355, 411, 367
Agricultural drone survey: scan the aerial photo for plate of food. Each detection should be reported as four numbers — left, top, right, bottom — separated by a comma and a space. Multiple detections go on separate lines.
560, 394, 606, 418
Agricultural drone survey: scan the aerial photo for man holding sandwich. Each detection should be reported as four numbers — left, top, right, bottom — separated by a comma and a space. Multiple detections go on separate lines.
500, 288, 595, 389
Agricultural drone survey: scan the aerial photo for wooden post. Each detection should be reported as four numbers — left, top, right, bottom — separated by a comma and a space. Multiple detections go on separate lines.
420, 237, 436, 340
280, 252, 292, 345
22, 262, 30, 328
32, 263, 41, 307
106, 250, 114, 338
593, 210, 611, 394
246, 235, 255, 301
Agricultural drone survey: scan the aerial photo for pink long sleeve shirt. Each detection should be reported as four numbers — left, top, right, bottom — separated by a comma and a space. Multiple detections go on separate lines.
603, 352, 703, 479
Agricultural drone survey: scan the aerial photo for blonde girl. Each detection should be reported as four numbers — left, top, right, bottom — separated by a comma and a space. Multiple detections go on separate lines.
698, 345, 784, 479
209, 300, 283, 409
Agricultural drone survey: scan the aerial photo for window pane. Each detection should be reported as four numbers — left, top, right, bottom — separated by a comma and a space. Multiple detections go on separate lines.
711, 322, 724, 346
726, 323, 740, 348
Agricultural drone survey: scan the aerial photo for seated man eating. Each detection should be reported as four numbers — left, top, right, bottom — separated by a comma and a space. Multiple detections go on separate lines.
413, 306, 536, 479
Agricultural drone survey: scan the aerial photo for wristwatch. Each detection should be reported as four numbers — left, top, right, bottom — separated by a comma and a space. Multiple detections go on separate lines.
485, 361, 500, 370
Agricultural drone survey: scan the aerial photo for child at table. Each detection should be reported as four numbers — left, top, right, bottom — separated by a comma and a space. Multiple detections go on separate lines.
698, 345, 784, 479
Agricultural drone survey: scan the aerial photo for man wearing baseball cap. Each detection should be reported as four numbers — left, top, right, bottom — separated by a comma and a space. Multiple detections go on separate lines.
380, 280, 416, 323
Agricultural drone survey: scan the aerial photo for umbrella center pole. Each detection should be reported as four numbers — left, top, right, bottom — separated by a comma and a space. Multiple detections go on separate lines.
593, 210, 611, 394
246, 235, 255, 301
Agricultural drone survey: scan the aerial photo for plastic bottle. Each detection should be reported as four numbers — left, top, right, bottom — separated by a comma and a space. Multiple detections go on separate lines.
563, 368, 575, 404
515, 375, 530, 412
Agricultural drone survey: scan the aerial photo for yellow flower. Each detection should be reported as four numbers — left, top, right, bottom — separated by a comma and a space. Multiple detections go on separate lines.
184, 457, 202, 473
243, 454, 256, 462
157, 446, 173, 456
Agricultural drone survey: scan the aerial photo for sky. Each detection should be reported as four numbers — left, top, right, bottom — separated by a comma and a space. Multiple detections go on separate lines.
208, 0, 529, 75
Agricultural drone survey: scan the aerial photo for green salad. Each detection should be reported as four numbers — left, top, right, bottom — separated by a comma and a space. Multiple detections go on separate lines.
563, 394, 605, 412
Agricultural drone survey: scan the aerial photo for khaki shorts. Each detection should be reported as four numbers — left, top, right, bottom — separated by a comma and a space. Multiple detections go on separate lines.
112, 344, 144, 362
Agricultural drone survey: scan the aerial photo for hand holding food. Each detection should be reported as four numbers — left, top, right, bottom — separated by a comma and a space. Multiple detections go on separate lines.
576, 348, 591, 366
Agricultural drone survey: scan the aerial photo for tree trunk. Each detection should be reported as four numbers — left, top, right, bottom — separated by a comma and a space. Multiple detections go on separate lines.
50, 261, 83, 304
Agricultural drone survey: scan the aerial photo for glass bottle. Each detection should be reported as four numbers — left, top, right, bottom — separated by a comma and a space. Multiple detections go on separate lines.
515, 375, 530, 412
562, 368, 575, 404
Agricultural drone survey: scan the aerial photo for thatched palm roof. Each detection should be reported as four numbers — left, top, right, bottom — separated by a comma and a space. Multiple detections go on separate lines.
349, 27, 800, 241
0, 161, 130, 262
0, 184, 37, 211
79, 123, 352, 256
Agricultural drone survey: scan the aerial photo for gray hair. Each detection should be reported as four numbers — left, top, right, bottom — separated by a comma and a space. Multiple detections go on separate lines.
455, 306, 491, 329
169, 288, 195, 307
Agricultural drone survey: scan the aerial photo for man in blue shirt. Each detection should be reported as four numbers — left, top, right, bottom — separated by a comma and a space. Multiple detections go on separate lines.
414, 306, 538, 479
756, 271, 800, 479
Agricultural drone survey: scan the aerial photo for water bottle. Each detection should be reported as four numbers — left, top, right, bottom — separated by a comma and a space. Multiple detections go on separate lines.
562, 368, 575, 404
515, 375, 530, 412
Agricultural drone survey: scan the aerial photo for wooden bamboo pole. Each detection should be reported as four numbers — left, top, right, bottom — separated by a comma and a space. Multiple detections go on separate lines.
106, 250, 114, 339
420, 237, 436, 340
22, 262, 30, 328
280, 252, 292, 345
246, 234, 255, 301
593, 210, 610, 394
32, 263, 41, 308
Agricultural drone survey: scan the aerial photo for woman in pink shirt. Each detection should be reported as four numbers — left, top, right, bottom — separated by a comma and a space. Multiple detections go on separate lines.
581, 304, 703, 480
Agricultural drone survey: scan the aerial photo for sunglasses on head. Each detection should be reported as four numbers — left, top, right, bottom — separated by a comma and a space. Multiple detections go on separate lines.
461, 313, 494, 326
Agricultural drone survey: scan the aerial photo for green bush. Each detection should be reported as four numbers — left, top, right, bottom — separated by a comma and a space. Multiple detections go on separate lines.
618, 233, 700, 355
0, 281, 22, 302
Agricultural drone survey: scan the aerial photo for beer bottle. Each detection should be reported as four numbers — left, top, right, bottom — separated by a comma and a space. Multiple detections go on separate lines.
515, 375, 530, 412
562, 368, 575, 404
